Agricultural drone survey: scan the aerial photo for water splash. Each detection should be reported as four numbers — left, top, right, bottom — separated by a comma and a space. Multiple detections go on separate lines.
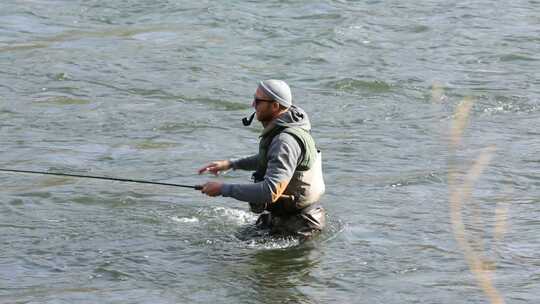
170, 216, 199, 224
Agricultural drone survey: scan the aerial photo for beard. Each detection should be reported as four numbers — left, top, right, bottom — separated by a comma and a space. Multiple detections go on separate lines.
256, 107, 274, 123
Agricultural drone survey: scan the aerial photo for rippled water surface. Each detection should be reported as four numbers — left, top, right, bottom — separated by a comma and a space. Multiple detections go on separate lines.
1, 1, 539, 303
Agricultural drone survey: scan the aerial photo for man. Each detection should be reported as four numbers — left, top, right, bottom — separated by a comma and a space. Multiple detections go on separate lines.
198, 79, 325, 238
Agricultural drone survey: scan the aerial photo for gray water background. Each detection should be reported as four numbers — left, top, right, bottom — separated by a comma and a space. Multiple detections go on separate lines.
1, 1, 539, 303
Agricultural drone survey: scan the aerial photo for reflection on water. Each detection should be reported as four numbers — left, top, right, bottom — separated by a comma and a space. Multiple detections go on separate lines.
246, 244, 323, 304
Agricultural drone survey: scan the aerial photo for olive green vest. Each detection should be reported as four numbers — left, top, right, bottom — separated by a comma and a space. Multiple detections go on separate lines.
251, 125, 325, 215
253, 126, 316, 182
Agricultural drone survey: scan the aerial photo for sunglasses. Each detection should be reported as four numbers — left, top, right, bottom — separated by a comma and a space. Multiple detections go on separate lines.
252, 96, 275, 106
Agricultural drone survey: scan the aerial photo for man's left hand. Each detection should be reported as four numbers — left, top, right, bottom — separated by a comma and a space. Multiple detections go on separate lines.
201, 182, 223, 197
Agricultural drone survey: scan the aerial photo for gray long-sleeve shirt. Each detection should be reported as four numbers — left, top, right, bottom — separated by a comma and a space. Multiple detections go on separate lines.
221, 132, 302, 210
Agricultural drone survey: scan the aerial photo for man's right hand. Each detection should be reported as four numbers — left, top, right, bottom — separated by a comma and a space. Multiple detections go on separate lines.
198, 160, 231, 175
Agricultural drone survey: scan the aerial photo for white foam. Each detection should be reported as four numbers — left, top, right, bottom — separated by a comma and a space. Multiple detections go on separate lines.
170, 216, 199, 223
202, 207, 257, 226
244, 237, 300, 249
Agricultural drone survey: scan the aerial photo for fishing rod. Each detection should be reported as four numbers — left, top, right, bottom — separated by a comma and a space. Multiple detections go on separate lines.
0, 168, 203, 190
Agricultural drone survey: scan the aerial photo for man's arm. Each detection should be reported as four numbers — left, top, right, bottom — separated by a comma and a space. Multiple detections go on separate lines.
198, 154, 258, 176
230, 154, 259, 171
220, 133, 302, 209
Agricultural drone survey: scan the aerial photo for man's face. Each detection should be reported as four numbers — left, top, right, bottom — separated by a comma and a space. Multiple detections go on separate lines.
253, 87, 277, 123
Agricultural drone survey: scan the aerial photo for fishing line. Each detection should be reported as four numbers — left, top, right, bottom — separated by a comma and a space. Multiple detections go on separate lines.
0, 168, 202, 190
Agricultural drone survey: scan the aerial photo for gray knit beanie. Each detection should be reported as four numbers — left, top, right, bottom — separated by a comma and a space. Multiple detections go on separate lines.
258, 79, 292, 108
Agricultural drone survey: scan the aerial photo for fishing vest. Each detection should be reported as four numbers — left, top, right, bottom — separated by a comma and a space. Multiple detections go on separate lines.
251, 125, 325, 215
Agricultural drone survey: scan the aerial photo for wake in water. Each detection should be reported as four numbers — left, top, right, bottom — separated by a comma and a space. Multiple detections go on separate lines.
170, 206, 344, 250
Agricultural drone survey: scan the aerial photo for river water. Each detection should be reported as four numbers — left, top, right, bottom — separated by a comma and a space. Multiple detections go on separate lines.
1, 1, 539, 303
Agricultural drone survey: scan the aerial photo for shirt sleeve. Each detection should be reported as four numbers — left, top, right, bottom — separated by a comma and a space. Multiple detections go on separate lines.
230, 154, 259, 171
221, 133, 302, 210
